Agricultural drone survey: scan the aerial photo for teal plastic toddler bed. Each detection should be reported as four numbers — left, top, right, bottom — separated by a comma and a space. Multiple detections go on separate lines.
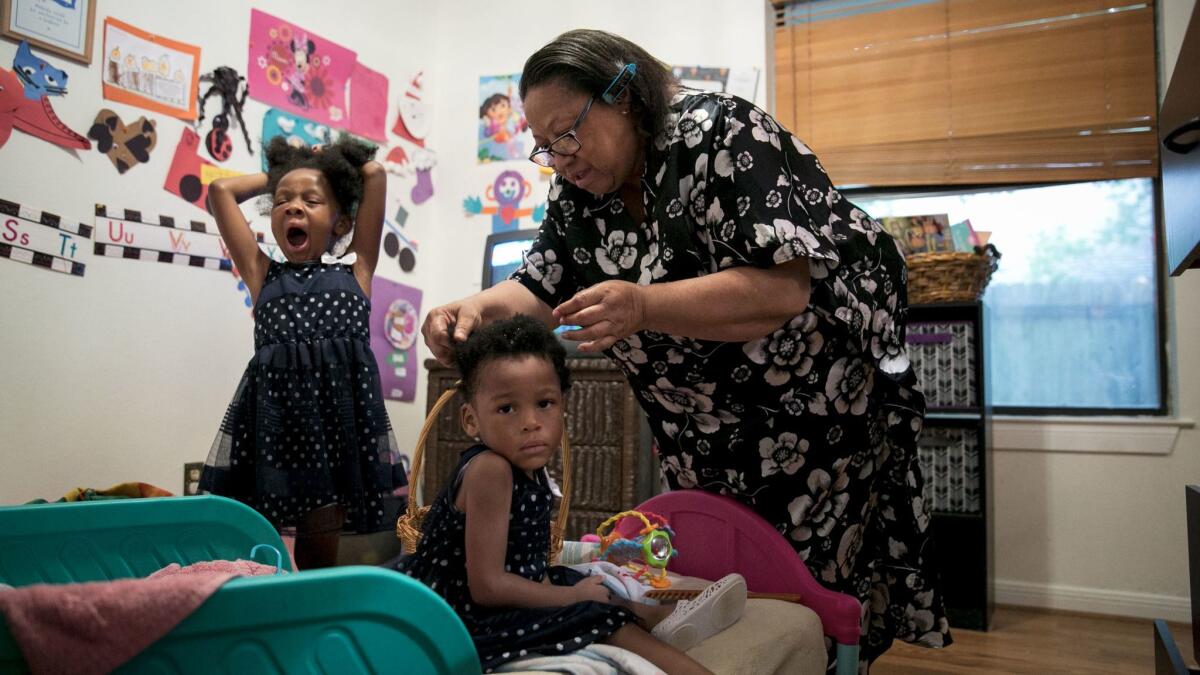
0, 496, 479, 674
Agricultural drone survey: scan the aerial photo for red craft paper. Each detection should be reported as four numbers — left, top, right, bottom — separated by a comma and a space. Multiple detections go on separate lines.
347, 63, 388, 143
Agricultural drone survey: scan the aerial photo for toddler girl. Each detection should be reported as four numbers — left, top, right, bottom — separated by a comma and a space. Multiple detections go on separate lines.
199, 136, 400, 535
398, 315, 744, 673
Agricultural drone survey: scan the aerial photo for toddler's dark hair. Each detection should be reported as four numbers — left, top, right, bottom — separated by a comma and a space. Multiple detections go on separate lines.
264, 134, 377, 218
454, 314, 570, 400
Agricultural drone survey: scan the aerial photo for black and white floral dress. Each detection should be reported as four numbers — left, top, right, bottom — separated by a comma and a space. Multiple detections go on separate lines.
397, 445, 635, 672
511, 90, 951, 668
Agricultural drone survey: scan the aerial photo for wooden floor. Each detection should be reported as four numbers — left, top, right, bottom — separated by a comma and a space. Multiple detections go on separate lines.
873, 606, 1195, 674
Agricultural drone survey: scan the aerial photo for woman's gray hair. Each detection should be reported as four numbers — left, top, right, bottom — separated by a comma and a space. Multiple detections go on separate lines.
520, 29, 676, 142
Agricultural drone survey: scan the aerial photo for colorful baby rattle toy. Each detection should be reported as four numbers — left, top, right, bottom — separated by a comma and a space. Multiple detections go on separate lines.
595, 510, 676, 589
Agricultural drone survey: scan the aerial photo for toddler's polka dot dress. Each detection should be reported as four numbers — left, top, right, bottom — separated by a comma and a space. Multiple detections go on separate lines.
200, 260, 399, 533
397, 445, 634, 672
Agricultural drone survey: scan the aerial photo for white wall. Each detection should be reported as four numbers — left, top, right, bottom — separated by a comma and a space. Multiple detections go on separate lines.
0, 1, 769, 504
1161, 0, 1198, 94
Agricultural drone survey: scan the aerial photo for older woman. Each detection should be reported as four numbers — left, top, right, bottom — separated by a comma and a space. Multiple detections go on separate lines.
422, 29, 950, 668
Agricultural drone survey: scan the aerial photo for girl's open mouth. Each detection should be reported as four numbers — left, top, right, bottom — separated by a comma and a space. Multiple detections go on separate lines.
286, 226, 309, 249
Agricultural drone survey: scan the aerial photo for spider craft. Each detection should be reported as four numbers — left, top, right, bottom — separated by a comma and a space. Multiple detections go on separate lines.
197, 66, 251, 161
596, 510, 676, 589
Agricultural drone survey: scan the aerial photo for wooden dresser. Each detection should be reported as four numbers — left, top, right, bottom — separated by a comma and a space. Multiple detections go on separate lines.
421, 356, 657, 539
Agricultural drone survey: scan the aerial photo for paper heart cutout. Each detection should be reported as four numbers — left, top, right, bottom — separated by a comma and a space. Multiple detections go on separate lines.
276, 115, 295, 133
88, 108, 157, 174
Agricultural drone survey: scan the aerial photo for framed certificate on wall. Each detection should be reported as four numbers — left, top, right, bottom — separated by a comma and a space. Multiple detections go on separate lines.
1, 0, 96, 65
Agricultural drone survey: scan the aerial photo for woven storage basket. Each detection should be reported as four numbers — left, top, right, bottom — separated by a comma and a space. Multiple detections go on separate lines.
396, 384, 572, 560
907, 246, 1000, 305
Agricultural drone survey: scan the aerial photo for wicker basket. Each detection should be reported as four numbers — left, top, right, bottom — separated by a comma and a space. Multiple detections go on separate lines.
907, 245, 1000, 305
396, 384, 573, 560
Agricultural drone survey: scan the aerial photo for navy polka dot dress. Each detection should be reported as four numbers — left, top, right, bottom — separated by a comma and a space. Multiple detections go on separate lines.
397, 445, 634, 672
200, 260, 400, 533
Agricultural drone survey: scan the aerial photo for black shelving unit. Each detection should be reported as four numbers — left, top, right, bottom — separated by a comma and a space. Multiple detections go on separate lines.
907, 301, 993, 631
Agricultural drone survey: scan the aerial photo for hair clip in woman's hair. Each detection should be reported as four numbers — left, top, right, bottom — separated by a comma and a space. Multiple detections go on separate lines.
601, 63, 638, 105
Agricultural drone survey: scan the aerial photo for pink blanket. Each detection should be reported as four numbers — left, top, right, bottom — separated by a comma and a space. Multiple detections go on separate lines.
0, 560, 276, 675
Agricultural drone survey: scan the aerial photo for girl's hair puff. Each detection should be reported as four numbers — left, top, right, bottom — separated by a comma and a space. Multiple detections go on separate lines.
264, 134, 377, 218
454, 314, 571, 401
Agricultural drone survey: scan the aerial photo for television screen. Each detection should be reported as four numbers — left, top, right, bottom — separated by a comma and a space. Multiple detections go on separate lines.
480, 230, 581, 341
486, 238, 533, 290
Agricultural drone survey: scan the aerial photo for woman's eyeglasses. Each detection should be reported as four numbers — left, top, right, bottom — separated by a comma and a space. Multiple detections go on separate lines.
527, 64, 638, 168
528, 96, 595, 168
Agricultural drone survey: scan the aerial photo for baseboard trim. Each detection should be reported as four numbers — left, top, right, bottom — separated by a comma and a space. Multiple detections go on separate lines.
995, 579, 1192, 623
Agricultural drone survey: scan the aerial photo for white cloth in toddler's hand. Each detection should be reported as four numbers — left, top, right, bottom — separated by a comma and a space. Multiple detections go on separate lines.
569, 561, 653, 603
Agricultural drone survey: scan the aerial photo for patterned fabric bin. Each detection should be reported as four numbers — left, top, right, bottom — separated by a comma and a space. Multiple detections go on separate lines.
918, 426, 981, 515
907, 321, 977, 409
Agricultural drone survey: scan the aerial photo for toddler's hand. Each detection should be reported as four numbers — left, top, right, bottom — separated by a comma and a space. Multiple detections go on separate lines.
573, 575, 611, 603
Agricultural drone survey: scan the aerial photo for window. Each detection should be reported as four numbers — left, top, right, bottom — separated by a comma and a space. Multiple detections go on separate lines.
771, 0, 1158, 188
851, 178, 1164, 414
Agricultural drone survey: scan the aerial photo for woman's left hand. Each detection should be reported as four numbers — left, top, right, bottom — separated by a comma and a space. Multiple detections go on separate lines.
554, 280, 646, 352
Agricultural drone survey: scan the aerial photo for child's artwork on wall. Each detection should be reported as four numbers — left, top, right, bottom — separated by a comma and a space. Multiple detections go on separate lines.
346, 62, 388, 143
101, 18, 200, 120
93, 204, 234, 271
247, 9, 355, 128
478, 74, 530, 163
0, 67, 17, 149
87, 109, 157, 174
163, 127, 230, 212
0, 197, 90, 276
410, 148, 436, 205
879, 214, 953, 256
383, 144, 409, 175
13, 40, 67, 98
0, 43, 90, 150
463, 170, 546, 233
259, 108, 331, 171
392, 71, 428, 147
381, 219, 417, 274
369, 277, 422, 402
197, 66, 251, 161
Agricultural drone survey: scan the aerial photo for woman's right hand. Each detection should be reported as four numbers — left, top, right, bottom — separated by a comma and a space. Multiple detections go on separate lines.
422, 283, 554, 367
571, 575, 612, 603
421, 297, 485, 367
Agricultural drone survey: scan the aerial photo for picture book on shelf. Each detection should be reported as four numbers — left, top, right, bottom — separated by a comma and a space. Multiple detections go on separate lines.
879, 214, 953, 255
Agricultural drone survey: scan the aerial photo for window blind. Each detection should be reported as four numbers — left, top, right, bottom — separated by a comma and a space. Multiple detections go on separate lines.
772, 0, 1159, 187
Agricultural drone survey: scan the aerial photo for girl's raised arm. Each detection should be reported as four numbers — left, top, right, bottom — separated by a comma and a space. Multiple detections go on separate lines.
208, 173, 271, 301
350, 160, 386, 291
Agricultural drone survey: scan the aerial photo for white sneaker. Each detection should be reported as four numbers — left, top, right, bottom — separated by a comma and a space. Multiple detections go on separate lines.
651, 573, 747, 651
